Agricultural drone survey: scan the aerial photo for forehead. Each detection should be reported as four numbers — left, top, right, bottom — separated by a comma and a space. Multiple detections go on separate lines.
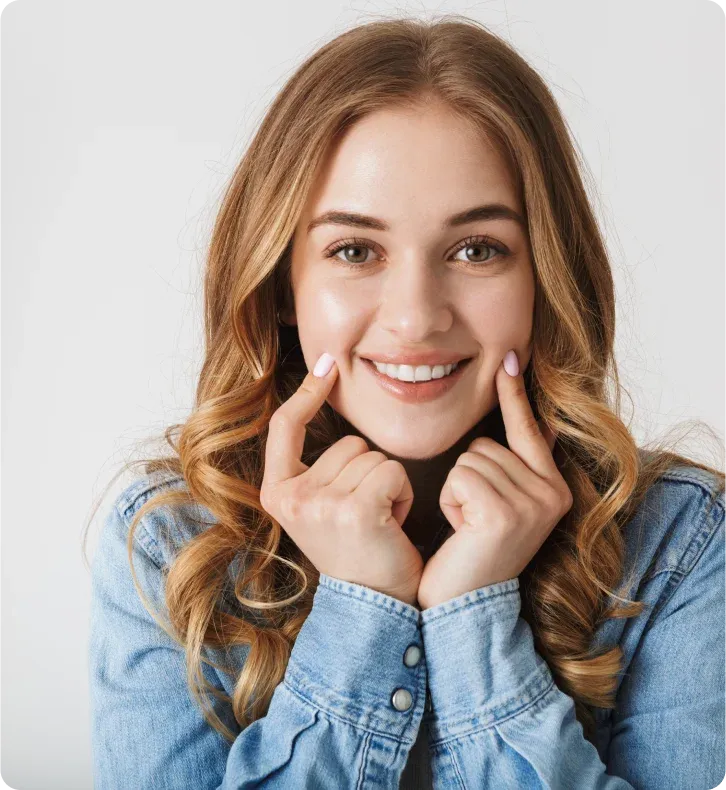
302, 103, 518, 220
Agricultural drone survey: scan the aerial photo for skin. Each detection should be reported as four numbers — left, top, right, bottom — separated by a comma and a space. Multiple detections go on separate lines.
283, 98, 536, 551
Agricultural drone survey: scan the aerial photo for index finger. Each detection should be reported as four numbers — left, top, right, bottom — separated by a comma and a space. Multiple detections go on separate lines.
263, 352, 338, 487
496, 351, 557, 480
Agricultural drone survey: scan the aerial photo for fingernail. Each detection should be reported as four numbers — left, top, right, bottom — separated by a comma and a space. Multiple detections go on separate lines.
313, 352, 335, 377
503, 350, 519, 376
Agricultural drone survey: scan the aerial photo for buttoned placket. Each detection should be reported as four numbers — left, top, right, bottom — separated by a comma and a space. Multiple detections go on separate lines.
410, 522, 452, 716
391, 640, 424, 712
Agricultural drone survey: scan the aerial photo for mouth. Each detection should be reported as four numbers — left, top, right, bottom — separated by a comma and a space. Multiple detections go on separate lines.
361, 356, 474, 380
360, 356, 475, 403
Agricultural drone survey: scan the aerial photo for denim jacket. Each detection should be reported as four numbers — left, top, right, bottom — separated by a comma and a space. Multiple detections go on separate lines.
88, 461, 725, 789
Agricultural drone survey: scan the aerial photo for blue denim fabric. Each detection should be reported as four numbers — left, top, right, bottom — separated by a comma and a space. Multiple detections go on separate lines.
88, 462, 725, 789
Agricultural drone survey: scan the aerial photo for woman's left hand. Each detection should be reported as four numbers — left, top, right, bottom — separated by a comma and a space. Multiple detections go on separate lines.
416, 351, 573, 611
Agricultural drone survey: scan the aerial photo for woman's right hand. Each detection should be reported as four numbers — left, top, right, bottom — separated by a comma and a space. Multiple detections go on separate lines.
260, 353, 423, 607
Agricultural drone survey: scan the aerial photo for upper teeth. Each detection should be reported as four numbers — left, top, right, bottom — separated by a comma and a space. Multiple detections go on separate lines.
370, 360, 461, 382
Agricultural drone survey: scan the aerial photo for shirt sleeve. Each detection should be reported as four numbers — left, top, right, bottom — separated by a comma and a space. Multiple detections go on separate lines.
88, 500, 427, 789
419, 508, 725, 790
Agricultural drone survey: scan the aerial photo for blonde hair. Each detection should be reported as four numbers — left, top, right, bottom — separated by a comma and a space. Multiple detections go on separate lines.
83, 14, 724, 746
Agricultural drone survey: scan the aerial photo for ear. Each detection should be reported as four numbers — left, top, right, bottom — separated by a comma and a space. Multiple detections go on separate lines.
279, 307, 297, 326
278, 289, 298, 327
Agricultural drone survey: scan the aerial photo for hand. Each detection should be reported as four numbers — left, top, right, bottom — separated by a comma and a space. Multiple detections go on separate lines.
416, 351, 573, 610
260, 353, 424, 606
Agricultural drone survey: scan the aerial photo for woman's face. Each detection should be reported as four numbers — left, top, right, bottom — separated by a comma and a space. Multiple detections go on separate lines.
288, 100, 535, 460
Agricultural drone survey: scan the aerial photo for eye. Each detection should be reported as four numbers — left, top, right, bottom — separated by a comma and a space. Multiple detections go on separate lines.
323, 238, 380, 266
449, 235, 510, 266
321, 234, 511, 268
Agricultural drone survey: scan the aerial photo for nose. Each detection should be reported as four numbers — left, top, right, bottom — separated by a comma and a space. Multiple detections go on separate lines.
377, 258, 453, 341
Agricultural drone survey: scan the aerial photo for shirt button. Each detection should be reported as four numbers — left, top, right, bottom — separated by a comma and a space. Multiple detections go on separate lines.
391, 688, 413, 711
403, 644, 422, 668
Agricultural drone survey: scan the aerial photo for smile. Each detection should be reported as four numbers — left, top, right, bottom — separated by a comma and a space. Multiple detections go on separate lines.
361, 356, 474, 403
364, 359, 469, 382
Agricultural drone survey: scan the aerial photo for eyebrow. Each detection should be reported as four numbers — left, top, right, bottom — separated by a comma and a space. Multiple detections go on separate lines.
306, 203, 526, 234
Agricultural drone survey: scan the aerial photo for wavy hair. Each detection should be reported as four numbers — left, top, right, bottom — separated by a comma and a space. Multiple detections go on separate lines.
82, 14, 724, 746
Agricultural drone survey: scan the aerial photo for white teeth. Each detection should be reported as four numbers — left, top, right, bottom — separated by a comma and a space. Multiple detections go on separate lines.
370, 360, 461, 382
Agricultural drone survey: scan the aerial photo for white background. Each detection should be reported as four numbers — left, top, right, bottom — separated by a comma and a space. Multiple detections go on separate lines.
2, 0, 724, 787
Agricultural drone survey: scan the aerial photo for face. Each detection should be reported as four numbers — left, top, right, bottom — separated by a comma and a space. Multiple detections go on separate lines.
286, 99, 535, 460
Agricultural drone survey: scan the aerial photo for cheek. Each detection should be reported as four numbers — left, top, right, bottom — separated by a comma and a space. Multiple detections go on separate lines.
468, 285, 534, 346
299, 278, 370, 329
294, 280, 368, 364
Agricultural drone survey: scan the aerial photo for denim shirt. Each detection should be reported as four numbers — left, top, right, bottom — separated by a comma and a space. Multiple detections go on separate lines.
88, 462, 725, 789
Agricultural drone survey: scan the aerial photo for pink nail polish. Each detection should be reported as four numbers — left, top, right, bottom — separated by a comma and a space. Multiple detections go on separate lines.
503, 350, 519, 376
313, 352, 335, 377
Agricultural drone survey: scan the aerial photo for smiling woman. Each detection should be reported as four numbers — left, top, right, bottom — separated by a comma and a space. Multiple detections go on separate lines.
281, 97, 534, 463
85, 13, 724, 790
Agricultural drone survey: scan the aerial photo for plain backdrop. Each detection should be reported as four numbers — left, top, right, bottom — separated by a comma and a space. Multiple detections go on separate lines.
2, 0, 724, 787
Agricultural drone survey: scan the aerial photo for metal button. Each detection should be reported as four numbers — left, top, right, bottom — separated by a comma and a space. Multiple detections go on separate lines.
391, 688, 413, 711
403, 644, 421, 668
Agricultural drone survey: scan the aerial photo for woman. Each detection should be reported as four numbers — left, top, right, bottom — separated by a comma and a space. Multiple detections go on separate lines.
86, 15, 725, 789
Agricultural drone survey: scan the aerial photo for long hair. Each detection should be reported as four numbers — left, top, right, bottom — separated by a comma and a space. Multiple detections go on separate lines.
82, 14, 724, 746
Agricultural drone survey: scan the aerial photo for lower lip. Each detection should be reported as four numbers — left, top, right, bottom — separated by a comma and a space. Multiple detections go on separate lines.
361, 357, 474, 403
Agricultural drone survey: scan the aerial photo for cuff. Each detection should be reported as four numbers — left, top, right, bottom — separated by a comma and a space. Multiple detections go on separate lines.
420, 578, 554, 738
285, 573, 428, 742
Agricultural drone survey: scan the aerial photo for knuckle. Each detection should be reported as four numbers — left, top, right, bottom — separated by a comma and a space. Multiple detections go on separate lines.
460, 451, 491, 470
491, 502, 515, 531
308, 491, 336, 525
511, 379, 528, 400
268, 408, 291, 432
280, 495, 301, 524
541, 484, 570, 516
366, 450, 389, 465
341, 434, 370, 454
449, 463, 469, 483
381, 457, 402, 472
279, 482, 306, 523
468, 436, 494, 452
521, 414, 542, 439
559, 485, 574, 512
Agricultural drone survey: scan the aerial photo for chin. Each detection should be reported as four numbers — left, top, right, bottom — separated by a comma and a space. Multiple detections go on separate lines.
362, 429, 458, 462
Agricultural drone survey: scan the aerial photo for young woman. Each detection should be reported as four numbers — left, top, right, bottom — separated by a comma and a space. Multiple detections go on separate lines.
86, 15, 725, 789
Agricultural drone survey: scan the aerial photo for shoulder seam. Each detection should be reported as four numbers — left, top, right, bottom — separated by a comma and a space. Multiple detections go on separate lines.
643, 477, 724, 578
113, 499, 165, 569
659, 467, 724, 499
116, 470, 185, 518
114, 472, 186, 568
680, 488, 722, 578
646, 485, 724, 621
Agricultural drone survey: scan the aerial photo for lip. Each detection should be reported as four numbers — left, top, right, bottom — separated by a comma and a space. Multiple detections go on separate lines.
359, 351, 473, 366
362, 356, 474, 403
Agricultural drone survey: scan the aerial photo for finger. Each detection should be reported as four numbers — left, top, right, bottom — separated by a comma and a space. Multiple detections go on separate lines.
496, 351, 558, 480
330, 447, 388, 493
467, 436, 543, 491
263, 352, 338, 487
455, 450, 519, 501
305, 434, 373, 488
439, 465, 499, 532
355, 459, 414, 529
538, 419, 558, 454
